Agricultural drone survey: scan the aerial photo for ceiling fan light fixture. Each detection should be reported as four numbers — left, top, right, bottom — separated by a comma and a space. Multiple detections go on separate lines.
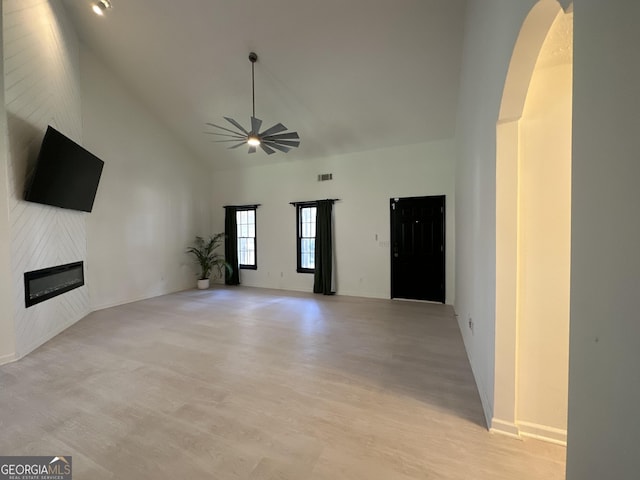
92, 0, 112, 16
247, 135, 261, 147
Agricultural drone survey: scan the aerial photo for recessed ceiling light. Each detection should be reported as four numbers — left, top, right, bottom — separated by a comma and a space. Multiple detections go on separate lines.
92, 0, 112, 16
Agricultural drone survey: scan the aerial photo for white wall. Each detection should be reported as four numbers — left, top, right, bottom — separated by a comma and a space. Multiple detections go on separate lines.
0, 0, 17, 364
455, 0, 537, 424
82, 50, 212, 310
3, 0, 89, 358
211, 140, 455, 302
567, 0, 640, 477
517, 12, 571, 439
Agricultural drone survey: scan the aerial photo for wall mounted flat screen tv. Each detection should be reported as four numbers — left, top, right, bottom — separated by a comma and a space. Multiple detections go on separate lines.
24, 126, 104, 213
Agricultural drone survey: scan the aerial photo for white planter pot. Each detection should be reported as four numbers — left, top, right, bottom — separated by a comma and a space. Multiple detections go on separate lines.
197, 278, 210, 290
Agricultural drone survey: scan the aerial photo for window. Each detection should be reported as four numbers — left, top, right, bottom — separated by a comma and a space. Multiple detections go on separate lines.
236, 208, 256, 269
296, 204, 316, 273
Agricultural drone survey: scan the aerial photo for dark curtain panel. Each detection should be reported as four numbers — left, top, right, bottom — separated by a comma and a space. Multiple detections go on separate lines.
313, 200, 334, 295
224, 206, 240, 285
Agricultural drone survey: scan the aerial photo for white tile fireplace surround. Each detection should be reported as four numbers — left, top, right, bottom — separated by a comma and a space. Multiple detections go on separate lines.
4, 0, 89, 359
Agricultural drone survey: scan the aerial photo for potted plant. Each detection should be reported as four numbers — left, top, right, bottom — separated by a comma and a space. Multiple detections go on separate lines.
186, 233, 231, 289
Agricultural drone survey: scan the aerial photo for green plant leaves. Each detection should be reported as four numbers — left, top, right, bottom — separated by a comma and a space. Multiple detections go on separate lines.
186, 233, 230, 280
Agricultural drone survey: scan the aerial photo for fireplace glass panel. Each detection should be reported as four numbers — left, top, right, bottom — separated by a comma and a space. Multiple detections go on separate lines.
24, 261, 84, 307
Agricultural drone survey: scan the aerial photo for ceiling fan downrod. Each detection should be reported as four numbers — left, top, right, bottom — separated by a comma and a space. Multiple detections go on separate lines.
249, 52, 257, 120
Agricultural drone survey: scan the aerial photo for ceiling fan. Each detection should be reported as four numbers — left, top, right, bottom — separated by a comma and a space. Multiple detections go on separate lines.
206, 52, 300, 155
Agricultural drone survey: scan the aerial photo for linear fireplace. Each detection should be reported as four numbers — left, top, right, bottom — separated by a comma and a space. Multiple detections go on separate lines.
24, 261, 84, 308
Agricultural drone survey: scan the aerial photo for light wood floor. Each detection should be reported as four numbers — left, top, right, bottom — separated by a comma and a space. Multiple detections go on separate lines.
0, 287, 565, 479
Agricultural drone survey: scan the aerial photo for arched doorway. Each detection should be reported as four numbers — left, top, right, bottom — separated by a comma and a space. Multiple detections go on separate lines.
494, 0, 573, 445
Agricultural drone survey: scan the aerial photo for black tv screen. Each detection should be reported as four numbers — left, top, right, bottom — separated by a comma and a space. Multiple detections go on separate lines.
24, 126, 104, 213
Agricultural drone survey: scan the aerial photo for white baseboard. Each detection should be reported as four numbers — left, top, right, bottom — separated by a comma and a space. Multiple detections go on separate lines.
517, 420, 567, 446
490, 418, 521, 439
490, 418, 567, 446
90, 291, 174, 312
0, 352, 17, 366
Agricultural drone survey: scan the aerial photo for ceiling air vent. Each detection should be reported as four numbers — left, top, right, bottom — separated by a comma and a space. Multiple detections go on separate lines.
317, 173, 333, 182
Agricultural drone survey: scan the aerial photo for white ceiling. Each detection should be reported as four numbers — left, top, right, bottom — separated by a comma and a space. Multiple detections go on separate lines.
62, 0, 468, 170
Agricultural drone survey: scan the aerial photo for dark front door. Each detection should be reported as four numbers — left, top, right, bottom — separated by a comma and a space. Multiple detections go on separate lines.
391, 195, 445, 303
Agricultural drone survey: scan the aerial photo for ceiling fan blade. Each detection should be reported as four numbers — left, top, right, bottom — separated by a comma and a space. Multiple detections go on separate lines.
248, 145, 257, 154
259, 123, 287, 137
260, 143, 276, 155
224, 117, 249, 135
262, 141, 290, 153
268, 139, 300, 148
206, 122, 244, 136
263, 132, 300, 141
205, 132, 247, 139
214, 139, 247, 143
251, 116, 262, 134
229, 141, 248, 149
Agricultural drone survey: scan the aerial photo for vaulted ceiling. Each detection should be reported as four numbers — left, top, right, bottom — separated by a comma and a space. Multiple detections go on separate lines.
62, 0, 468, 170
